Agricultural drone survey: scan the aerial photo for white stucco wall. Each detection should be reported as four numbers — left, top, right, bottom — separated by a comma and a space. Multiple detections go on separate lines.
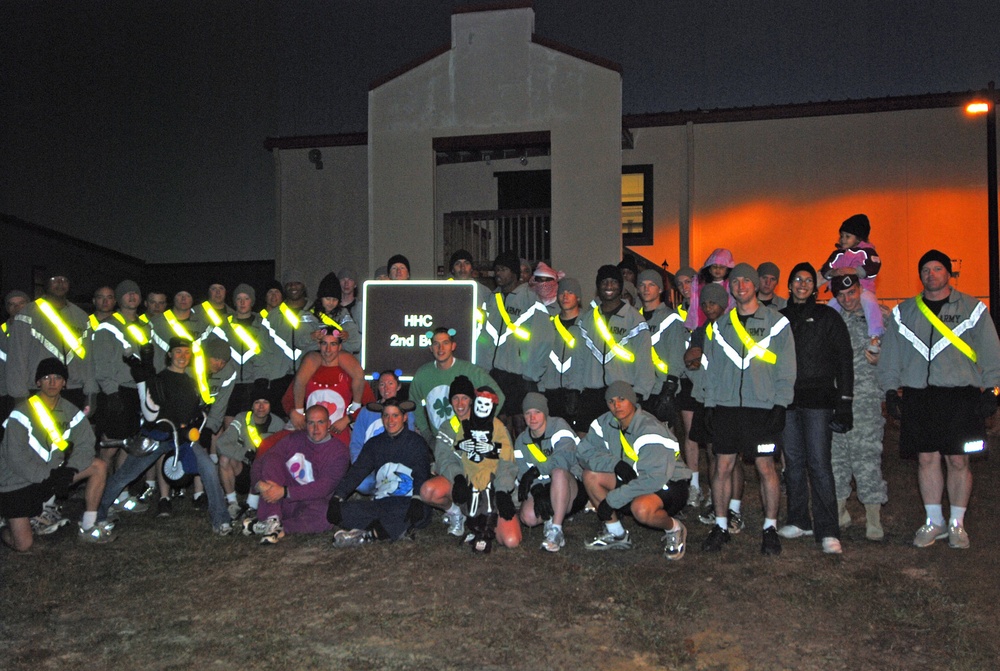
274, 144, 369, 297
369, 6, 621, 286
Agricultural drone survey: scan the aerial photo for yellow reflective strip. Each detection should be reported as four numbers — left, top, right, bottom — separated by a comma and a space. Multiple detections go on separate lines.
2, 322, 7, 334
229, 318, 261, 354
244, 411, 262, 448
193, 341, 214, 404
729, 310, 777, 364
319, 313, 343, 330
706, 323, 713, 340
89, 314, 100, 330
593, 307, 634, 362
113, 313, 149, 345
651, 347, 668, 374
164, 311, 195, 341
525, 442, 548, 463
28, 396, 69, 451
37, 299, 86, 359
201, 302, 223, 327
449, 414, 461, 433
618, 431, 638, 463
552, 316, 575, 348
279, 303, 300, 328
139, 314, 149, 324
495, 294, 530, 340
915, 295, 977, 363
677, 306, 688, 321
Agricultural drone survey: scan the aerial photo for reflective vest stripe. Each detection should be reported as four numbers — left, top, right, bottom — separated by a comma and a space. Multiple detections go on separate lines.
677, 306, 688, 321
319, 313, 343, 330
548, 350, 572, 373
633, 433, 680, 456
913, 295, 979, 363
729, 310, 777, 364
494, 293, 530, 341
228, 317, 261, 356
193, 340, 214, 404
28, 396, 69, 455
106, 313, 149, 347
164, 311, 195, 341
244, 411, 262, 448
525, 442, 548, 463
89, 314, 100, 330
201, 302, 224, 327
590, 306, 640, 363
552, 316, 576, 348
36, 299, 86, 359
619, 431, 638, 463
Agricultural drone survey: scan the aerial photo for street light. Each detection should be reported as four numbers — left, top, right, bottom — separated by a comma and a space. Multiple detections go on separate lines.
967, 82, 998, 329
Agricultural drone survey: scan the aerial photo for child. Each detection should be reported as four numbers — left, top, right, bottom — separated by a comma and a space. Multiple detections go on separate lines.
820, 214, 884, 351
684, 248, 736, 330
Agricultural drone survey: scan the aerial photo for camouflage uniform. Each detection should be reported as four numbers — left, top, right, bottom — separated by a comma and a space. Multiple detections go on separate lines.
831, 307, 887, 504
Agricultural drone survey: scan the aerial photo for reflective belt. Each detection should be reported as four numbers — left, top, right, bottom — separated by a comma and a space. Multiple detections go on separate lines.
1, 322, 6, 334
88, 314, 100, 331
651, 348, 669, 375
552, 316, 575, 348
525, 442, 548, 463
201, 302, 224, 327
594, 307, 634, 363
495, 294, 530, 341
164, 311, 196, 341
139, 314, 149, 324
915, 295, 977, 363
244, 411, 262, 449
111, 313, 149, 346
677, 305, 688, 321
193, 341, 214, 404
649, 311, 683, 375
619, 431, 638, 464
37, 299, 86, 359
729, 310, 777, 364
449, 414, 461, 434
706, 323, 714, 340
29, 395, 69, 453
319, 313, 343, 330
229, 317, 261, 355
279, 303, 300, 329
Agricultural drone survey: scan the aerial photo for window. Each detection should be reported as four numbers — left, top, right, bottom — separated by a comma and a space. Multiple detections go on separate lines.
622, 165, 653, 246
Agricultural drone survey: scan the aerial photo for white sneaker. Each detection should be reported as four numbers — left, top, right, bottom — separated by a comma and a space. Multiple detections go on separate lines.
777, 524, 814, 539
447, 511, 467, 537
541, 525, 565, 552
31, 509, 69, 535
821, 537, 843, 554
686, 486, 702, 508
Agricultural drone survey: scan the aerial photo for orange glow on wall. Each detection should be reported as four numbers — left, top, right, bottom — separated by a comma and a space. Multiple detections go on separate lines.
634, 187, 989, 306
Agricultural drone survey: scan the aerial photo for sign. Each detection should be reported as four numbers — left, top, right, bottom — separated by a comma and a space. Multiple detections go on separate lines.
361, 280, 479, 381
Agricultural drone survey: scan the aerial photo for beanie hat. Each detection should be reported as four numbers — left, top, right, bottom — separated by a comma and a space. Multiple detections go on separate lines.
918, 249, 952, 275
233, 283, 255, 306
336, 269, 356, 283
373, 266, 388, 280
829, 274, 858, 296
756, 262, 780, 280
493, 250, 520, 274
605, 380, 637, 406
729, 263, 760, 290
522, 392, 549, 416
449, 249, 474, 270
787, 262, 817, 291
387, 254, 410, 275
4, 289, 29, 304
636, 269, 664, 292
35, 357, 69, 382
449, 375, 476, 400
840, 214, 871, 241
316, 272, 342, 302
202, 335, 231, 363
115, 279, 141, 304
617, 256, 638, 275
558, 277, 582, 299
264, 279, 283, 295
700, 283, 729, 307
673, 266, 696, 283
251, 378, 271, 403
596, 264, 624, 289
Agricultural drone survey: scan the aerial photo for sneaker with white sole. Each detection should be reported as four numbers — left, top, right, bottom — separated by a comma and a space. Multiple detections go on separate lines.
447, 511, 467, 537
913, 521, 949, 548
777, 524, 814, 539
948, 524, 970, 549
137, 485, 158, 503
541, 525, 565, 552
662, 522, 687, 561
254, 516, 284, 544
112, 494, 149, 514
78, 520, 116, 544
728, 510, 745, 534
31, 509, 69, 536
214, 522, 234, 537
584, 529, 631, 550
686, 486, 702, 509
227, 501, 245, 521
333, 528, 376, 548
821, 537, 843, 554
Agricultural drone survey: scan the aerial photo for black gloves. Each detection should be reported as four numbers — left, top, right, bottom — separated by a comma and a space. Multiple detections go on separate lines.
48, 466, 77, 499
976, 389, 998, 419
198, 428, 214, 450
530, 484, 553, 520
518, 466, 540, 502
405, 497, 426, 524
614, 460, 637, 485
451, 475, 471, 506
885, 390, 903, 420
766, 406, 787, 435
830, 397, 854, 434
124, 344, 156, 383
326, 496, 343, 525
596, 499, 615, 521
495, 491, 517, 520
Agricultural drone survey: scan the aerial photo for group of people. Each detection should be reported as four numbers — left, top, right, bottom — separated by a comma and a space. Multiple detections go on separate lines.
3, 213, 998, 562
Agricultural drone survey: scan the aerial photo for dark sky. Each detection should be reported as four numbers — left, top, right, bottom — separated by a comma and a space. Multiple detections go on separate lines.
2, 1, 998, 263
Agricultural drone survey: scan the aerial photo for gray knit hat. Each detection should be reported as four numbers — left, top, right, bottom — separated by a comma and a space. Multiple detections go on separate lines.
729, 263, 760, 291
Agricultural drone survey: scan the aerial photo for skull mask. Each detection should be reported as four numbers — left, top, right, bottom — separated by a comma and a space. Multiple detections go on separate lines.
474, 388, 499, 419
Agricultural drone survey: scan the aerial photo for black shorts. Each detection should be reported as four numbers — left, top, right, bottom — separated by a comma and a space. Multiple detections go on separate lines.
568, 477, 590, 516
676, 377, 699, 412
0, 480, 53, 519
900, 386, 986, 457
709, 406, 781, 459
95, 389, 141, 440
619, 479, 690, 518
687, 402, 710, 445
489, 368, 537, 417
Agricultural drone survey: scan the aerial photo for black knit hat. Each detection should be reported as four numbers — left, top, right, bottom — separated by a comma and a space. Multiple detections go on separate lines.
387, 254, 411, 276
596, 264, 624, 289
35, 357, 69, 382
449, 375, 476, 400
787, 262, 817, 292
617, 256, 638, 275
494, 250, 520, 274
839, 214, 871, 241
449, 249, 474, 270
918, 249, 952, 275
316, 272, 342, 302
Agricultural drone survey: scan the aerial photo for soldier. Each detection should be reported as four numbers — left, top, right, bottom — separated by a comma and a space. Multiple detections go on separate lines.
830, 275, 888, 541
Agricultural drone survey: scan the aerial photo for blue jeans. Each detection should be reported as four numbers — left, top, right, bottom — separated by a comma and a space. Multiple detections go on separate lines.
781, 408, 839, 541
98, 441, 229, 529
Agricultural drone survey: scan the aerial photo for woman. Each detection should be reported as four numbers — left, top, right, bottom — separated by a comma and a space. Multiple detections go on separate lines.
310, 272, 361, 354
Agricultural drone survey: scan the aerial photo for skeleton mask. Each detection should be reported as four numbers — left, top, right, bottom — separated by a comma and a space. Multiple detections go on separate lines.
474, 389, 498, 419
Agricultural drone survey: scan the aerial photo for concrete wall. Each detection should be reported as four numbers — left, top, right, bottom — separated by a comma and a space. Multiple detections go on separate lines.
626, 106, 990, 301
369, 6, 621, 287
274, 144, 369, 299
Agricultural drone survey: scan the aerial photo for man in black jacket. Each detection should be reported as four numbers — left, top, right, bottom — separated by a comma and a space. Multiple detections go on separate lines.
778, 262, 854, 554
